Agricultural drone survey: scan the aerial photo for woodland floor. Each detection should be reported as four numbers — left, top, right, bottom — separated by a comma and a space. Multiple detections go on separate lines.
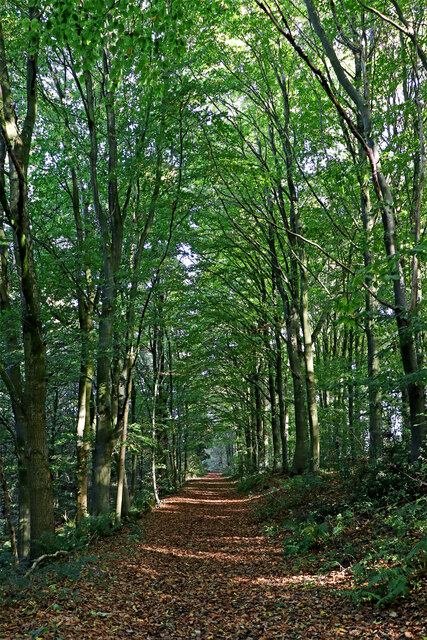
1, 473, 426, 640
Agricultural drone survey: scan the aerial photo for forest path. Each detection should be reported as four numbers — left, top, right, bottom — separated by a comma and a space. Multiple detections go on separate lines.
2, 473, 423, 639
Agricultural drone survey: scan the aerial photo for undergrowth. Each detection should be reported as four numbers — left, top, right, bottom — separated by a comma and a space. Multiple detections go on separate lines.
0, 494, 155, 606
240, 448, 427, 608
236, 472, 272, 493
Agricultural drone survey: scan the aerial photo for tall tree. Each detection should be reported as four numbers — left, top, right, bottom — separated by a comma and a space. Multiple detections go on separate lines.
0, 4, 55, 558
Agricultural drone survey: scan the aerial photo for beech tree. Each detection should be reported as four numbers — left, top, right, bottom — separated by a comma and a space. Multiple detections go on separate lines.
256, 0, 426, 461
0, 3, 55, 559
0, 0, 426, 558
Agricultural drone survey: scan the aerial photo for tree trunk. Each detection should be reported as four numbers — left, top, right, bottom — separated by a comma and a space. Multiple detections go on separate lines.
254, 367, 265, 469
277, 73, 314, 474
267, 361, 280, 472
287, 297, 308, 475
115, 363, 132, 521
0, 11, 54, 558
274, 326, 289, 473
269, 226, 308, 475
302, 0, 426, 461
71, 169, 95, 521
0, 219, 30, 558
249, 381, 258, 470
300, 270, 320, 473
83, 62, 123, 514
167, 338, 179, 491
0, 449, 18, 563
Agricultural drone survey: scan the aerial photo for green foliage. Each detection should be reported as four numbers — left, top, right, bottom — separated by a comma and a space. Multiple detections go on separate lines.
73, 513, 121, 540
256, 473, 327, 521
0, 513, 123, 605
283, 519, 330, 556
351, 559, 410, 607
331, 509, 354, 537
39, 513, 120, 557
128, 493, 156, 519
1, 0, 427, 580
128, 524, 146, 543
253, 466, 427, 609
281, 508, 354, 557
257, 490, 293, 521
350, 445, 427, 505
236, 472, 271, 493
0, 549, 27, 604
351, 496, 427, 607
350, 534, 427, 607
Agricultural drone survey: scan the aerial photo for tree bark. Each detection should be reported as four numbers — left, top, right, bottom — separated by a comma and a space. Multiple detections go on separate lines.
301, 0, 426, 461
269, 225, 308, 475
0, 448, 18, 563
274, 324, 289, 473
0, 9, 54, 558
276, 72, 317, 473
115, 355, 133, 521
71, 170, 95, 521
0, 218, 30, 558
82, 57, 124, 513
254, 365, 265, 469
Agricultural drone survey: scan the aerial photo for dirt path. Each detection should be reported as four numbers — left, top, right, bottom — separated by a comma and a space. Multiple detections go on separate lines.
1, 473, 424, 639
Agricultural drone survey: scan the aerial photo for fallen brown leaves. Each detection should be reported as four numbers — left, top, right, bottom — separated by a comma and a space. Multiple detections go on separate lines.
1, 473, 426, 640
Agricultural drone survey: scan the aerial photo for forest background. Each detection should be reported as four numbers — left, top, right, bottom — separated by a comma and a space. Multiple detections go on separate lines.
0, 0, 426, 605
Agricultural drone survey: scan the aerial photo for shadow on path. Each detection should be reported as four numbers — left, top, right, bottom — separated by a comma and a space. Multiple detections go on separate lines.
2, 472, 424, 640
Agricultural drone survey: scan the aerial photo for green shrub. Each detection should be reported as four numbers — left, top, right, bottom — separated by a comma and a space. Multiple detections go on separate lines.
350, 446, 427, 505
255, 473, 329, 522
237, 472, 270, 493
256, 489, 290, 521
350, 497, 427, 607
351, 557, 410, 607
330, 509, 354, 537
283, 519, 330, 556
0, 549, 27, 604
129, 493, 155, 518
36, 513, 120, 558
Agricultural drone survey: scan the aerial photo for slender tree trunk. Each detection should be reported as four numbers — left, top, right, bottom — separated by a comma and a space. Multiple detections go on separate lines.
167, 339, 178, 491
115, 361, 132, 521
76, 356, 94, 521
151, 326, 162, 505
129, 385, 137, 501
250, 382, 258, 470
269, 227, 308, 475
287, 296, 308, 474
130, 453, 137, 501
347, 328, 356, 463
351, 51, 383, 464
183, 402, 189, 480
278, 75, 314, 474
267, 361, 280, 472
262, 395, 269, 467
0, 449, 18, 563
260, 298, 279, 470
245, 386, 255, 472
0, 219, 30, 558
301, 0, 426, 461
151, 380, 161, 506
300, 272, 320, 473
266, 250, 284, 473
254, 368, 265, 469
72, 170, 95, 521
274, 327, 289, 473
83, 61, 124, 513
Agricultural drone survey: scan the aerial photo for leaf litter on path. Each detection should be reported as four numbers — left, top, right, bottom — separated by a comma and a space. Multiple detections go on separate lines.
1, 472, 426, 639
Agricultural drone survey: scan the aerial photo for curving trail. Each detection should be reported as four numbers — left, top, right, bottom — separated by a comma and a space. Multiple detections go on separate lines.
1, 473, 424, 639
